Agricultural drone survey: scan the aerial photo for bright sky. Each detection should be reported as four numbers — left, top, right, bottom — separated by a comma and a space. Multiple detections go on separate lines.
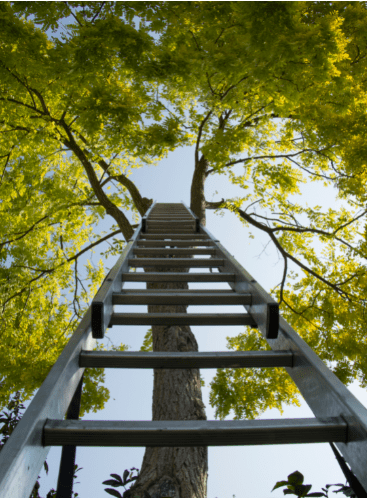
35, 144, 366, 498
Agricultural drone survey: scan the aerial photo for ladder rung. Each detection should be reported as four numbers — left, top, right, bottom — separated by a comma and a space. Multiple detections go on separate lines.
140, 234, 208, 239
110, 313, 256, 326
121, 272, 235, 282
119, 289, 235, 293
43, 418, 347, 447
79, 350, 294, 368
112, 292, 251, 305
148, 217, 194, 220
136, 240, 212, 247
129, 258, 223, 267
148, 221, 195, 225
133, 248, 216, 256
145, 230, 195, 234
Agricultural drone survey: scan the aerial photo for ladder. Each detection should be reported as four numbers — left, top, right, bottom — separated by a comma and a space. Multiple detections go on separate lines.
0, 202, 366, 498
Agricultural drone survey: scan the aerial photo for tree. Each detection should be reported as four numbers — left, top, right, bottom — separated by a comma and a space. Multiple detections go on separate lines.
0, 2, 366, 497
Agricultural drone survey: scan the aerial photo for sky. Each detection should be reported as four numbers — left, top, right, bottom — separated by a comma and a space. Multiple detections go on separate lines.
34, 143, 366, 498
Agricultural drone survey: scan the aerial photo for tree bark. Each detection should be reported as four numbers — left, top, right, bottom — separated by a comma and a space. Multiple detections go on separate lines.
126, 272, 208, 498
190, 155, 208, 226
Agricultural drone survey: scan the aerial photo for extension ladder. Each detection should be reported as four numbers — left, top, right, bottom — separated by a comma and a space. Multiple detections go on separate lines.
0, 202, 366, 498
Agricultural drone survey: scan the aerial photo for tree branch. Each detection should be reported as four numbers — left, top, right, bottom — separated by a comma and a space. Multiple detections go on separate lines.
236, 207, 355, 300
63, 1, 84, 26
70, 129, 152, 216
67, 229, 122, 262
207, 201, 360, 300
1, 229, 122, 310
91, 2, 106, 22
60, 122, 134, 240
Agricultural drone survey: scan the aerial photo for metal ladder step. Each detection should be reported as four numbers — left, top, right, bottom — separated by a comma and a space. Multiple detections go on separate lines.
79, 350, 294, 368
145, 229, 196, 234
129, 258, 224, 267
43, 418, 347, 447
140, 234, 209, 239
121, 272, 236, 282
112, 291, 251, 305
147, 220, 195, 224
110, 313, 256, 326
133, 248, 216, 256
148, 217, 194, 220
136, 240, 213, 247
119, 289, 235, 293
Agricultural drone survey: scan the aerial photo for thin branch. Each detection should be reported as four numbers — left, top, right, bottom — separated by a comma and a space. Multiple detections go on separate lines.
0, 215, 50, 251
67, 229, 122, 262
279, 254, 288, 305
195, 110, 213, 165
220, 75, 249, 101
64, 1, 84, 26
91, 2, 105, 22
1, 230, 122, 310
236, 207, 354, 299
333, 211, 367, 235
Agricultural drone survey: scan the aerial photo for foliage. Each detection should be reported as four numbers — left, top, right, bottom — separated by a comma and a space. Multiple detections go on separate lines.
80, 341, 129, 417
210, 328, 300, 419
0, 0, 365, 428
140, 328, 153, 352
102, 467, 140, 498
272, 471, 357, 498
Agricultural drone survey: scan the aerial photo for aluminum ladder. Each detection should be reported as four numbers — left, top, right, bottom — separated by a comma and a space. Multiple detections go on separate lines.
0, 202, 366, 498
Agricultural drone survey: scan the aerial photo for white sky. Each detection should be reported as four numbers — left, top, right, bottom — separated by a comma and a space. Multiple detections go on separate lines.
34, 143, 366, 498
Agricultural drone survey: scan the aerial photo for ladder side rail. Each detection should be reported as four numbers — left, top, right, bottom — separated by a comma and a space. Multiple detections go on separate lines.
179, 200, 200, 232
141, 201, 158, 232
181, 202, 366, 488
91, 214, 147, 339
196, 222, 279, 339
0, 309, 94, 498
270, 317, 367, 490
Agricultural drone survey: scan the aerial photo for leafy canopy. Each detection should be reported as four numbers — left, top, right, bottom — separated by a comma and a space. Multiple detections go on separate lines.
0, 1, 366, 418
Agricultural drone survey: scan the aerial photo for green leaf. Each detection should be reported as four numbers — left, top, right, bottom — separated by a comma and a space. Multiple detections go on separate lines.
110, 474, 123, 484
102, 480, 122, 487
123, 469, 130, 484
104, 489, 123, 498
288, 472, 304, 485
273, 481, 290, 491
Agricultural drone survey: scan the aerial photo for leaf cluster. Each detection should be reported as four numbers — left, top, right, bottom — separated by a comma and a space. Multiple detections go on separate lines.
102, 467, 139, 498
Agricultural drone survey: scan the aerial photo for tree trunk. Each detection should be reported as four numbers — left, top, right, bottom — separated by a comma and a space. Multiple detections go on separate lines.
190, 155, 208, 225
125, 272, 208, 498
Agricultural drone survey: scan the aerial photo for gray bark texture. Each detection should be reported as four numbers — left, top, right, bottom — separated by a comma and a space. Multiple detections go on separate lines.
125, 270, 208, 498
190, 155, 208, 226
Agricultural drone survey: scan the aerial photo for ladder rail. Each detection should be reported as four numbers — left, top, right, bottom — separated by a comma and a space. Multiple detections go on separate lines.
181, 202, 279, 339
275, 316, 367, 488
0, 201, 365, 497
91, 202, 156, 339
180, 202, 366, 487
0, 309, 95, 498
